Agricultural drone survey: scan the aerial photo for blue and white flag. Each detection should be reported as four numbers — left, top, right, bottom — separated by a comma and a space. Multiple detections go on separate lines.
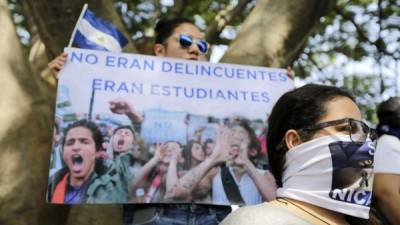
72, 8, 128, 52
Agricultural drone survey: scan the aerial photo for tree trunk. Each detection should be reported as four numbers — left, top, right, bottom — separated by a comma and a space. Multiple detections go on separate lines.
1, 1, 124, 225
221, 0, 337, 67
24, 0, 137, 60
0, 0, 53, 224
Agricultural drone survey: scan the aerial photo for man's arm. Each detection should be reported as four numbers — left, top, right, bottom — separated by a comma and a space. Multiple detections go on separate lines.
165, 157, 182, 199
165, 144, 187, 199
373, 173, 400, 225
165, 156, 218, 199
285, 66, 295, 80
109, 98, 143, 123
165, 127, 231, 198
235, 144, 277, 201
48, 52, 68, 79
244, 163, 277, 201
131, 144, 164, 188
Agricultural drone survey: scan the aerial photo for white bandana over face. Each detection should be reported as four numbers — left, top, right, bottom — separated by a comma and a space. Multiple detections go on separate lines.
277, 135, 375, 219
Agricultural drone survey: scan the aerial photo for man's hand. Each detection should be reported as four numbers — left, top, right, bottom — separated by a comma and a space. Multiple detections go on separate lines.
285, 66, 295, 80
210, 126, 231, 164
95, 151, 110, 160
109, 98, 134, 115
234, 141, 251, 167
169, 143, 183, 162
109, 98, 143, 123
48, 53, 68, 79
153, 143, 167, 162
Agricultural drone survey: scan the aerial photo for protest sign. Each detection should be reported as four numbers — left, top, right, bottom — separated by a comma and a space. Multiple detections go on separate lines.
47, 47, 294, 205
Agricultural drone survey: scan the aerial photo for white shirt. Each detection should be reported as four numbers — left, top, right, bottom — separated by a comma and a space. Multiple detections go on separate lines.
220, 203, 312, 225
212, 167, 264, 205
374, 134, 400, 174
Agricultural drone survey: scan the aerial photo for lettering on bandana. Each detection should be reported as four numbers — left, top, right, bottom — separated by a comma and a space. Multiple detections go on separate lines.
328, 141, 374, 206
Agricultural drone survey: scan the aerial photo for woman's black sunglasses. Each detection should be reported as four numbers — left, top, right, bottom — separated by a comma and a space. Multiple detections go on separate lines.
298, 118, 377, 142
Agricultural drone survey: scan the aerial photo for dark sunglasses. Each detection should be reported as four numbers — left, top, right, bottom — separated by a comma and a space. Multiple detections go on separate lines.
176, 34, 209, 54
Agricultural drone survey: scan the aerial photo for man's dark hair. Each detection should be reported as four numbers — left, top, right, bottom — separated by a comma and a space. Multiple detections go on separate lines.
203, 138, 214, 147
61, 120, 103, 152
267, 84, 355, 187
154, 17, 195, 44
377, 97, 400, 127
113, 125, 135, 137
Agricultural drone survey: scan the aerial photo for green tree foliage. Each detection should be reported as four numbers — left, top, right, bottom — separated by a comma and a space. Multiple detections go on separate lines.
293, 0, 399, 122
7, 0, 399, 119
7, 0, 30, 45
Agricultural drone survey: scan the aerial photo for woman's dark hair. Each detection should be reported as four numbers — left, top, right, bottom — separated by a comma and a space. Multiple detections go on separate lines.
377, 97, 400, 127
113, 125, 135, 135
54, 122, 60, 135
203, 138, 214, 148
267, 84, 355, 187
61, 120, 103, 152
154, 17, 195, 44
182, 140, 203, 170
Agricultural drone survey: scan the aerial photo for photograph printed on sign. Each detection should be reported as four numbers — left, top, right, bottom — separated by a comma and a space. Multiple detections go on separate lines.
328, 141, 374, 206
46, 48, 294, 205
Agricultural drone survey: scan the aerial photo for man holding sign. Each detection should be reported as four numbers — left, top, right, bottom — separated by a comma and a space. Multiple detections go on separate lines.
48, 16, 295, 225
49, 17, 233, 225
115, 17, 233, 225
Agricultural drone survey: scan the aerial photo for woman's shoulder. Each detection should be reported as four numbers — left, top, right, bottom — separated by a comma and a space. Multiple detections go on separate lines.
377, 134, 400, 147
375, 134, 400, 159
220, 202, 312, 225
375, 134, 400, 173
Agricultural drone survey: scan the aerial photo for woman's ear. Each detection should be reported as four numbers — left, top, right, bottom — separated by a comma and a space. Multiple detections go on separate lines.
154, 43, 166, 56
284, 129, 303, 150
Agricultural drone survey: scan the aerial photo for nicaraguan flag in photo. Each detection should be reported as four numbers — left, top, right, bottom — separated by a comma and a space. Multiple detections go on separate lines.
73, 9, 128, 52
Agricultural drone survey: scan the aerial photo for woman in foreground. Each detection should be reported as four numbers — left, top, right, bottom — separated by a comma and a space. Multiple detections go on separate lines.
221, 84, 376, 225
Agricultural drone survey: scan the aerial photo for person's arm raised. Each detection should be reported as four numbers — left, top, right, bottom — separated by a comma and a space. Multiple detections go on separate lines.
109, 98, 144, 123
131, 144, 165, 188
165, 145, 186, 199
166, 127, 231, 198
234, 142, 277, 201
